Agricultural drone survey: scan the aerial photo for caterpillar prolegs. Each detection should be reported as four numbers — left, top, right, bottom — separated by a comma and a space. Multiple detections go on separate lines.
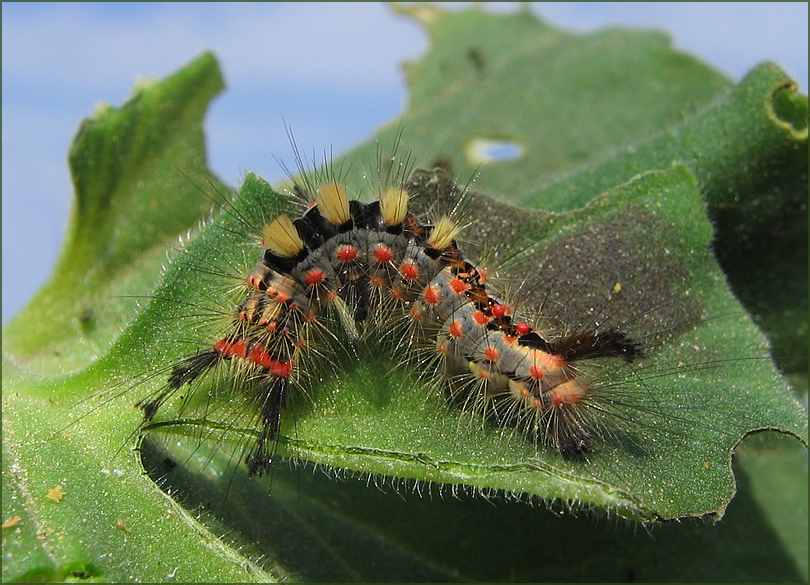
136, 160, 698, 480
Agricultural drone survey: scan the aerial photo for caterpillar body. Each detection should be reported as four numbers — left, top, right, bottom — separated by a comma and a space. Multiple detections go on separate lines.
134, 156, 706, 482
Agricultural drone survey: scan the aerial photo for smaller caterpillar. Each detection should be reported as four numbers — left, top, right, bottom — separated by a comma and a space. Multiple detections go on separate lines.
135, 157, 676, 480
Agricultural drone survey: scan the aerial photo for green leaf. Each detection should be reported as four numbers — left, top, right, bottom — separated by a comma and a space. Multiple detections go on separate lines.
123, 163, 803, 519
3, 54, 273, 583
3, 6, 807, 583
3, 51, 228, 374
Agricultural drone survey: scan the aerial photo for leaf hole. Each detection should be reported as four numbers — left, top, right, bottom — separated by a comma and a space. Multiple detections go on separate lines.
464, 136, 524, 164
769, 84, 808, 137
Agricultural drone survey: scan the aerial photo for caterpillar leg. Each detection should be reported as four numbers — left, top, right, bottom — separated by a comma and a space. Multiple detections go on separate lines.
137, 336, 295, 478
137, 348, 222, 421
245, 376, 288, 477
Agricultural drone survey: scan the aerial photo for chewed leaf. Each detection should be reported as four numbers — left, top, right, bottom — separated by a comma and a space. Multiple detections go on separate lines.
4, 6, 807, 583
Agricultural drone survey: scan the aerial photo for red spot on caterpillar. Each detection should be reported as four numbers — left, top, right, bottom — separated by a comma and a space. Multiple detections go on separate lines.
449, 278, 468, 294
251, 347, 293, 377
491, 303, 507, 318
514, 380, 531, 399
214, 338, 293, 377
484, 346, 499, 362
400, 261, 419, 281
372, 243, 394, 264
473, 311, 489, 326
305, 269, 325, 286
274, 292, 292, 304
214, 338, 247, 359
516, 322, 531, 336
424, 286, 440, 305
550, 379, 587, 407
337, 245, 358, 263
528, 350, 568, 381
448, 320, 464, 338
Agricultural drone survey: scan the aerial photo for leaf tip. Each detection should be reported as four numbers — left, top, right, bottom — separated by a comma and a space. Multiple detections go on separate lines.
768, 81, 809, 140
390, 2, 446, 28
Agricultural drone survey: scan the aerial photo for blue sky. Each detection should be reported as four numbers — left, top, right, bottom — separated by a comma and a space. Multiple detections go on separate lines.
3, 2, 808, 323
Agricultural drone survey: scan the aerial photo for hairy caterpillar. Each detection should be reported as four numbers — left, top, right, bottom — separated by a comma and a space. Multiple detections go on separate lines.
139, 167, 642, 474
126, 141, 776, 501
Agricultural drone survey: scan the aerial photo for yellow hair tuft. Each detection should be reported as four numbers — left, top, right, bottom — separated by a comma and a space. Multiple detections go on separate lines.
380, 187, 409, 225
263, 215, 304, 258
316, 182, 351, 225
429, 217, 460, 250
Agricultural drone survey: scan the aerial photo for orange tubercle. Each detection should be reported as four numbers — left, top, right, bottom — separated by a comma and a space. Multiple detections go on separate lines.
400, 261, 420, 281
550, 379, 587, 407
337, 245, 358, 263
423, 286, 440, 305
305, 269, 325, 286
449, 277, 468, 294
473, 310, 489, 326
372, 244, 394, 264
483, 345, 499, 362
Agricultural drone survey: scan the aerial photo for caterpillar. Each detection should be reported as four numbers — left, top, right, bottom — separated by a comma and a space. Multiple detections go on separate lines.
131, 146, 718, 485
